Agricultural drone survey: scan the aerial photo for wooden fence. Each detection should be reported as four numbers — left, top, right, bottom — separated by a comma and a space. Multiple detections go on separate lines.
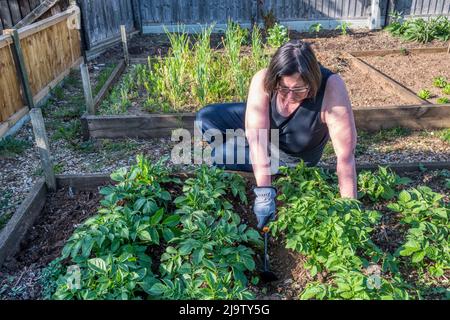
0, 5, 82, 137
0, 0, 69, 33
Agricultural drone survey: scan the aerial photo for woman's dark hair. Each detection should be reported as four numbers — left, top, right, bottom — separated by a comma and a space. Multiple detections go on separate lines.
264, 40, 322, 99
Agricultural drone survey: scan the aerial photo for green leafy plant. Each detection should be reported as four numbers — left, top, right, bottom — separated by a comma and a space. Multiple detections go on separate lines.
358, 166, 411, 202
336, 22, 351, 36
113, 22, 266, 114
388, 187, 449, 281
442, 84, 450, 95
266, 23, 290, 48
309, 23, 323, 34
439, 128, 450, 143
436, 97, 450, 104
48, 156, 260, 300
386, 15, 450, 43
272, 162, 411, 300
433, 76, 447, 89
0, 136, 32, 157
417, 89, 432, 100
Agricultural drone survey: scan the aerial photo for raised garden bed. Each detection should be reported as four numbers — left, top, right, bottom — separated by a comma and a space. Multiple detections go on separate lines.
360, 50, 450, 105
1, 159, 449, 300
81, 45, 450, 139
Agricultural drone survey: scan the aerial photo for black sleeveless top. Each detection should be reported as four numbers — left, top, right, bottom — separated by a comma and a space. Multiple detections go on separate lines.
269, 65, 334, 165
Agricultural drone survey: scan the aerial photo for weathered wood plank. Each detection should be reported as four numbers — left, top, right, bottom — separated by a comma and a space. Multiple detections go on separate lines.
15, 0, 59, 29
18, 0, 31, 17
0, 0, 14, 29
15, 9, 73, 39
30, 108, 56, 191
0, 42, 23, 122
56, 174, 112, 189
7, 28, 35, 108
81, 113, 197, 139
349, 47, 449, 57
0, 179, 47, 267
82, 102, 450, 139
80, 62, 94, 114
353, 104, 450, 132
8, 0, 22, 25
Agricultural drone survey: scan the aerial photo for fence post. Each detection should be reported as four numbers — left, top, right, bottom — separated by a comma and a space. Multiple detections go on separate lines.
80, 62, 95, 114
369, 0, 382, 30
29, 108, 56, 192
121, 25, 130, 66
6, 28, 35, 109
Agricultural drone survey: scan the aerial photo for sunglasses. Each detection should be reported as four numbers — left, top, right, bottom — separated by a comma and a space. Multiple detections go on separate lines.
277, 86, 310, 97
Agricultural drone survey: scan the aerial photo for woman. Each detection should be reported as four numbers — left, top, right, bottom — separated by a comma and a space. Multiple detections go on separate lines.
196, 40, 357, 229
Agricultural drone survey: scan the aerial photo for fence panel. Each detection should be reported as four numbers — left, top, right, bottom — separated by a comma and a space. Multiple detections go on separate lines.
0, 6, 81, 135
77, 0, 137, 50
0, 35, 22, 124
393, 0, 450, 16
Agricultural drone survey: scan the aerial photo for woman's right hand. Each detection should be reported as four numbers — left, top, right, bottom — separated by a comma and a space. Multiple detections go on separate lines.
253, 187, 277, 229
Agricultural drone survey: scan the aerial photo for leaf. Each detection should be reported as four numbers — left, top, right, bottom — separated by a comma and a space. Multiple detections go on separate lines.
150, 228, 160, 245
159, 191, 172, 201
134, 198, 146, 211
399, 245, 421, 257
88, 258, 107, 273
110, 168, 127, 182
150, 208, 164, 225
192, 249, 205, 265
138, 230, 152, 242
149, 283, 167, 296
143, 200, 158, 215
179, 242, 194, 256
162, 215, 180, 227
82, 236, 95, 258
162, 228, 175, 242
300, 285, 324, 300
398, 190, 412, 203
411, 250, 426, 263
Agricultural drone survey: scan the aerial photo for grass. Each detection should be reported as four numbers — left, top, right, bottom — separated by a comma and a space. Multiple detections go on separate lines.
360, 127, 412, 144
438, 128, 450, 143
322, 127, 415, 159
0, 212, 13, 231
99, 139, 139, 155
0, 136, 32, 158
93, 64, 117, 96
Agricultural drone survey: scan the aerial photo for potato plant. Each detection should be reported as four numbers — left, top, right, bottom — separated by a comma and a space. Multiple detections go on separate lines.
271, 162, 449, 300
388, 187, 449, 280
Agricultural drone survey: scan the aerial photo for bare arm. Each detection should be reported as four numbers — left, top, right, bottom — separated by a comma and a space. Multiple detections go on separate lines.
245, 69, 272, 187
323, 74, 358, 199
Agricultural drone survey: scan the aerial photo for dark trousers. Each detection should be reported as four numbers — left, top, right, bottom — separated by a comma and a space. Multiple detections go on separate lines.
196, 103, 322, 172
196, 102, 253, 172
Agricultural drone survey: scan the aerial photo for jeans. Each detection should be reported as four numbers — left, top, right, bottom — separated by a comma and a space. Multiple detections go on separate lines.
196, 102, 321, 172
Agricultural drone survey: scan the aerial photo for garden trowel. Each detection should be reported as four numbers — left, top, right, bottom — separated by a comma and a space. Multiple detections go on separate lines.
260, 226, 278, 283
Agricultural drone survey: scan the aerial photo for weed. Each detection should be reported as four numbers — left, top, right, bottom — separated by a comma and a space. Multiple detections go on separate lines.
93, 64, 117, 96
0, 136, 32, 157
